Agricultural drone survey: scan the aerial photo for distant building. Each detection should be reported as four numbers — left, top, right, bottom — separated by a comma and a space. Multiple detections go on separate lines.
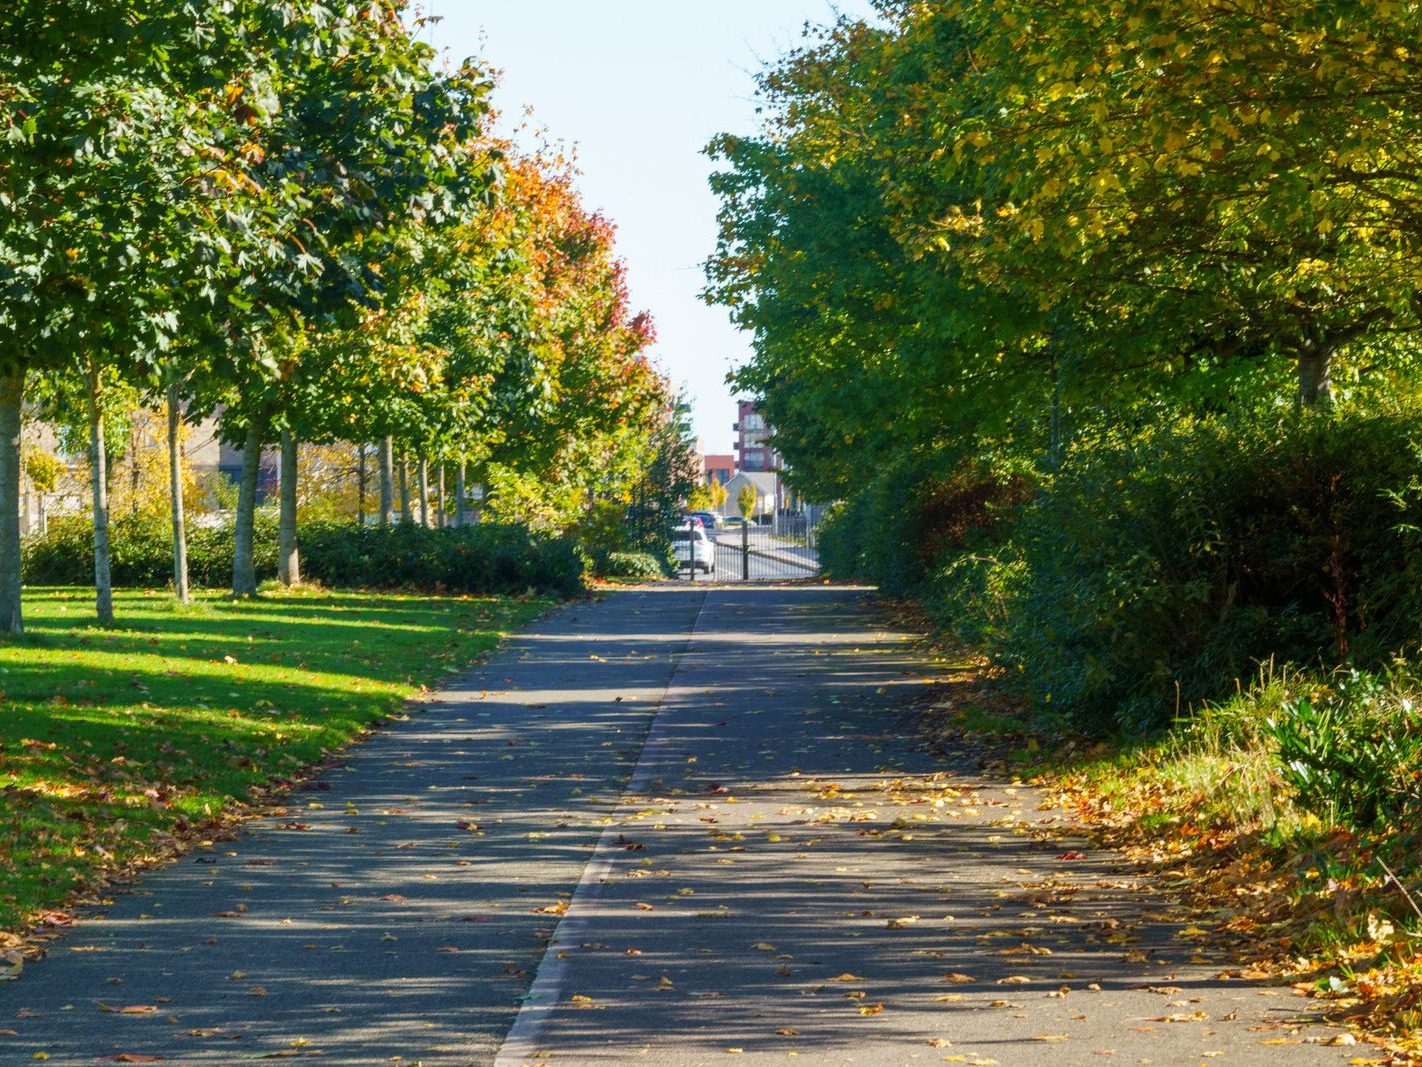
702, 453, 734, 486
732, 401, 781, 473
724, 470, 780, 520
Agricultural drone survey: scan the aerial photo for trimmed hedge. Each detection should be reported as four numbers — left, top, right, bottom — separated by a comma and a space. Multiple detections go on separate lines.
23, 514, 584, 597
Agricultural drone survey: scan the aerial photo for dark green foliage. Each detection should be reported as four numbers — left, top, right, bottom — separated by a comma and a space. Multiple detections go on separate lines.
24, 515, 583, 597
1264, 671, 1422, 829
299, 522, 583, 597
596, 551, 669, 580
24, 514, 279, 589
1002, 408, 1422, 734
817, 455, 1030, 655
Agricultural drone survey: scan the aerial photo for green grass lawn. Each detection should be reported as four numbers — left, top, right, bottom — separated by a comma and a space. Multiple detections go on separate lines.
0, 586, 545, 931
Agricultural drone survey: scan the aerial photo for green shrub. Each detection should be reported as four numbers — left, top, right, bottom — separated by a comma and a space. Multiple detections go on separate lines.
1003, 407, 1422, 734
596, 551, 668, 580
23, 513, 280, 588
23, 514, 583, 597
1263, 670, 1422, 830
817, 450, 1031, 603
299, 521, 583, 596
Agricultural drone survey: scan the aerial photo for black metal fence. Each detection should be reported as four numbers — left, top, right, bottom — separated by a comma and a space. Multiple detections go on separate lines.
677, 514, 821, 583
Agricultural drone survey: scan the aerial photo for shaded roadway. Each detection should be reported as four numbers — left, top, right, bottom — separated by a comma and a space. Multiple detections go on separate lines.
0, 586, 1358, 1065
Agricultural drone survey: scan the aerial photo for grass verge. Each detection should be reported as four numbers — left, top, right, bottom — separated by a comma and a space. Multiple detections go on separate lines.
0, 586, 544, 936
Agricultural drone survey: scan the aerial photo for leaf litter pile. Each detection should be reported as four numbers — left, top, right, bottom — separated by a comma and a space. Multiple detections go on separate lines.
0, 586, 540, 953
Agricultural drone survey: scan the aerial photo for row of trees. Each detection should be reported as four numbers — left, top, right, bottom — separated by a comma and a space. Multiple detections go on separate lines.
2, 1, 678, 633
707, 0, 1422, 502
707, 1, 1422, 732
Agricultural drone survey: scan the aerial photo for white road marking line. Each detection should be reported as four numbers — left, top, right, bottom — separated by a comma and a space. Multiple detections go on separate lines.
492, 586, 713, 1067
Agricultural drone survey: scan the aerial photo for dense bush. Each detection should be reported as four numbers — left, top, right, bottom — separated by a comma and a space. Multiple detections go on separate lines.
24, 514, 584, 597
1264, 670, 1422, 830
818, 451, 1033, 620
595, 550, 668, 580
1002, 408, 1422, 734
24, 513, 279, 588
300, 521, 583, 596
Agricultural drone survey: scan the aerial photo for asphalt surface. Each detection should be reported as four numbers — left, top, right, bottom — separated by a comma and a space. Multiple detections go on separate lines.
0, 586, 1360, 1065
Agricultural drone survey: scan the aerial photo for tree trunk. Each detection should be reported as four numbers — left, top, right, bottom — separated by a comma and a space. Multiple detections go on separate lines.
1298, 344, 1334, 409
278, 428, 299, 586
357, 443, 368, 527
0, 364, 25, 634
378, 436, 394, 525
398, 454, 411, 524
85, 360, 114, 625
232, 413, 268, 597
455, 462, 466, 528
129, 420, 140, 516
167, 383, 189, 604
437, 463, 446, 528
418, 457, 429, 527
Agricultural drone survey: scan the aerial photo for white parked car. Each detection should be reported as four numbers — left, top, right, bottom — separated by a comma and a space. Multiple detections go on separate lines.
672, 524, 715, 574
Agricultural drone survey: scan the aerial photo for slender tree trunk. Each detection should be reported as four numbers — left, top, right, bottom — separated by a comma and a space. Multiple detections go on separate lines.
356, 443, 368, 527
167, 383, 189, 604
436, 463, 446, 528
418, 457, 429, 527
278, 428, 299, 586
398, 454, 411, 524
232, 413, 268, 597
455, 461, 466, 528
378, 436, 394, 525
1298, 346, 1334, 409
85, 359, 114, 626
129, 421, 140, 516
0, 364, 25, 634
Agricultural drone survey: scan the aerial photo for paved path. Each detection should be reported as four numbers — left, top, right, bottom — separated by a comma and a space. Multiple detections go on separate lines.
0, 587, 1357, 1065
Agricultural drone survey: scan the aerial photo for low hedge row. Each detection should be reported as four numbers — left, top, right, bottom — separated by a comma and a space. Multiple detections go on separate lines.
23, 514, 584, 597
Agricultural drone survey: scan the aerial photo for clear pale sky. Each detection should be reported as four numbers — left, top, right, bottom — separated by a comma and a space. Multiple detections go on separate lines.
425, 1, 876, 452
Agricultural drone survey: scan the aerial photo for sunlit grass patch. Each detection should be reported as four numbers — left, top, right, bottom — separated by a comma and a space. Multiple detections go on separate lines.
0, 586, 544, 931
